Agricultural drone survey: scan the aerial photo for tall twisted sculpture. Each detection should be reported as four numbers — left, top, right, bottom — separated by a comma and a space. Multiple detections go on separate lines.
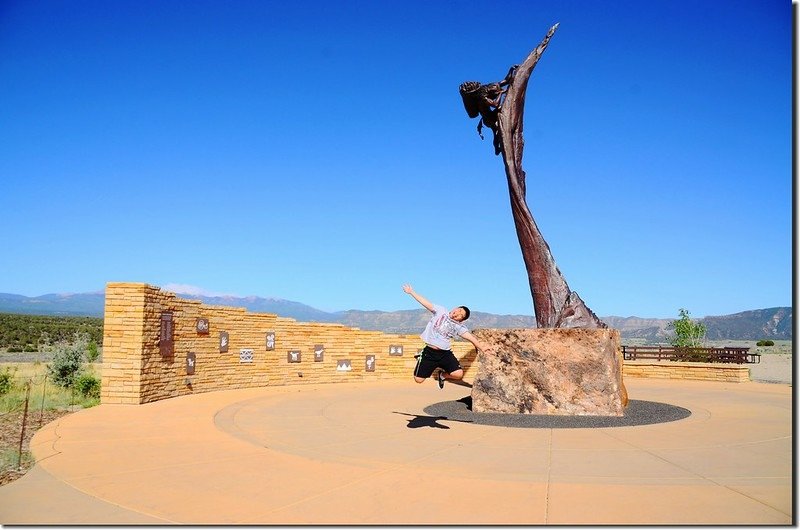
460, 23, 606, 329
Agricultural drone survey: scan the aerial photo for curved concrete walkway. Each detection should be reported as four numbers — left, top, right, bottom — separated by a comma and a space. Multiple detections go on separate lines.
0, 378, 793, 525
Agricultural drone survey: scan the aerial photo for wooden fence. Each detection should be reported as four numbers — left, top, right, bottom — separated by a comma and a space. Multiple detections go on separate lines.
622, 345, 760, 364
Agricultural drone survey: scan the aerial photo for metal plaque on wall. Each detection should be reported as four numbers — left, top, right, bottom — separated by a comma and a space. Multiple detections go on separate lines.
265, 332, 275, 350
240, 349, 253, 363
287, 350, 301, 363
365, 355, 376, 372
159, 311, 174, 359
389, 345, 403, 356
336, 359, 352, 372
186, 351, 196, 375
196, 318, 209, 335
314, 344, 324, 362
219, 331, 229, 353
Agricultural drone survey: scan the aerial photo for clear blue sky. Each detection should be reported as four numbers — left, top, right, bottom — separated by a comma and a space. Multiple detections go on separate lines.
0, 0, 792, 319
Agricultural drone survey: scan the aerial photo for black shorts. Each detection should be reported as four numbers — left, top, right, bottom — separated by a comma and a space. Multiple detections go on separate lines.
413, 346, 462, 378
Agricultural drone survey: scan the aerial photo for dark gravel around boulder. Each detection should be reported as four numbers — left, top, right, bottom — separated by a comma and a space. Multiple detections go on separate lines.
424, 397, 691, 428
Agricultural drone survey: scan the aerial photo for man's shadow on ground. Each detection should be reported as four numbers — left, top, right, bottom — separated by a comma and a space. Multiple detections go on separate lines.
392, 411, 473, 429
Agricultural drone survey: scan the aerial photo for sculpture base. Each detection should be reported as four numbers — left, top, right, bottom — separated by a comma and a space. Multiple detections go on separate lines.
471, 328, 628, 416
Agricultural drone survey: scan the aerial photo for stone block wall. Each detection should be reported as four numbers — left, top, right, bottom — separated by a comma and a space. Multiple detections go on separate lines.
622, 361, 750, 383
101, 283, 476, 404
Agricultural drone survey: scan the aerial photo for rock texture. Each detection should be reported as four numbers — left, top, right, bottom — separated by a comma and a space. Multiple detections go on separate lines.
471, 328, 628, 416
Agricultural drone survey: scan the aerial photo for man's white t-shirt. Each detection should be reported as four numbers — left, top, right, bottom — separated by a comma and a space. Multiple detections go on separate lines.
420, 304, 468, 350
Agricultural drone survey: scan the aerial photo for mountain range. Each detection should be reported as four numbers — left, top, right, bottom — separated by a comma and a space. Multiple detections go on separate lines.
0, 291, 792, 342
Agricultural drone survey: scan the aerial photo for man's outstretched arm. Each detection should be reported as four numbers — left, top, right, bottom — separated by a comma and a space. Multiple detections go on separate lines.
460, 331, 495, 355
402, 284, 435, 313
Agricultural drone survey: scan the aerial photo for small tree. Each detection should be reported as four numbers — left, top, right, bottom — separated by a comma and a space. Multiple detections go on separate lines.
667, 308, 706, 348
74, 373, 101, 399
0, 367, 15, 395
86, 340, 100, 363
48, 335, 88, 388
38, 331, 52, 352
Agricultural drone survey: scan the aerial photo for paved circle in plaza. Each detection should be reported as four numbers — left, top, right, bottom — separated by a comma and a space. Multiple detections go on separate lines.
423, 397, 691, 428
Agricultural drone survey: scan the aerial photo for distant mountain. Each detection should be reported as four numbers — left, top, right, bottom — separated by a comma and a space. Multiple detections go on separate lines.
0, 291, 791, 341
176, 294, 333, 323
602, 308, 793, 342
0, 291, 105, 316
702, 307, 793, 341
334, 309, 537, 335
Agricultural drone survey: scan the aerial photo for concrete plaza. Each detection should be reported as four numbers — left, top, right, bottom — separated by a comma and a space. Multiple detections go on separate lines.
0, 377, 792, 524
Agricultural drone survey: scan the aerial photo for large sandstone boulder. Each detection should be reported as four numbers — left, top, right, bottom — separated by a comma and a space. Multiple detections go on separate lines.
471, 328, 628, 416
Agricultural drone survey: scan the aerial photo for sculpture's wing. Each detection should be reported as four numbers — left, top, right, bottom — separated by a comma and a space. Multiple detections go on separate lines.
459, 81, 482, 118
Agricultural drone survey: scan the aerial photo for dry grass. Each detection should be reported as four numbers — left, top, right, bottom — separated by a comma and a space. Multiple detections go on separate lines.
0, 362, 101, 486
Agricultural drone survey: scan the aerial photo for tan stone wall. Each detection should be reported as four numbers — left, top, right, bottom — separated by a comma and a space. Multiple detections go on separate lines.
101, 283, 476, 404
623, 360, 750, 383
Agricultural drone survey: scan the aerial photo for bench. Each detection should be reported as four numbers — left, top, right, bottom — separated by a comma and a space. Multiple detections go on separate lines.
622, 345, 760, 364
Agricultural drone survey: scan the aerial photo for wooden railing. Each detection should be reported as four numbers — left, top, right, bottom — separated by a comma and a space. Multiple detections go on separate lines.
621, 345, 760, 364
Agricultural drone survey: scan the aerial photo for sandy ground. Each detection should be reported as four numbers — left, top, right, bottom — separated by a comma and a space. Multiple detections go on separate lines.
748, 353, 793, 384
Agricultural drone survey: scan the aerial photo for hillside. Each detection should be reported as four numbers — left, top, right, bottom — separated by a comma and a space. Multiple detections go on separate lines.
0, 312, 103, 351
0, 292, 104, 316
0, 291, 791, 342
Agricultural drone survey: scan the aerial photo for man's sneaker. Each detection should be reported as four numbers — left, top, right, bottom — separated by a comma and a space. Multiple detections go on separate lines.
438, 370, 446, 389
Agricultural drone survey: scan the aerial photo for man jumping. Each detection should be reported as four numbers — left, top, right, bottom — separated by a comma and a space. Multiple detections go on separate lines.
402, 284, 494, 389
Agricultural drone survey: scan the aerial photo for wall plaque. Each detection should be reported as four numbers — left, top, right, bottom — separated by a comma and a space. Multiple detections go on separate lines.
265, 331, 275, 350
314, 344, 324, 362
196, 318, 209, 335
240, 349, 253, 363
219, 331, 229, 353
389, 345, 403, 356
365, 355, 376, 372
186, 351, 196, 375
159, 311, 174, 359
336, 359, 352, 372
288, 350, 301, 363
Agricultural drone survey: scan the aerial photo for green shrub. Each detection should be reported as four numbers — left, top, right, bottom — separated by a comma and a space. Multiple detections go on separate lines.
757, 340, 775, 347
85, 340, 100, 363
73, 373, 101, 399
0, 367, 15, 395
47, 336, 88, 388
667, 309, 706, 348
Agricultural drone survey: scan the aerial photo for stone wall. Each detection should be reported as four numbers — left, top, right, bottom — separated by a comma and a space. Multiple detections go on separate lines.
101, 283, 476, 404
622, 360, 750, 383
101, 282, 750, 405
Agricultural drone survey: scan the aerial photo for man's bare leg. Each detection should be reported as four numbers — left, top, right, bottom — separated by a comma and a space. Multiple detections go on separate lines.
441, 369, 464, 381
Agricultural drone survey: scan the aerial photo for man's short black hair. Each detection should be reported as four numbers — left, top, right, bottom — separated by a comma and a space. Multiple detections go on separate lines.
459, 305, 471, 320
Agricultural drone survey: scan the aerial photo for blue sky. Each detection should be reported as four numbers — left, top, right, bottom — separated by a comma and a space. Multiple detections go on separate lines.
0, 0, 792, 319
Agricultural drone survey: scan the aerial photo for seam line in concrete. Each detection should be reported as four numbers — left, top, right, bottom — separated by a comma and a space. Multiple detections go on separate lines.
28, 460, 177, 524
263, 427, 500, 517
602, 430, 791, 517
544, 428, 553, 524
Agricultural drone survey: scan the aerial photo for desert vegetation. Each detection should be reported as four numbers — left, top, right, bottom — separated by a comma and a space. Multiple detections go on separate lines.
0, 313, 102, 353
0, 336, 101, 485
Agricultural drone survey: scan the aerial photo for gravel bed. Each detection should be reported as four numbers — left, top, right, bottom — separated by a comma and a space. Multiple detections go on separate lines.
424, 397, 691, 429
